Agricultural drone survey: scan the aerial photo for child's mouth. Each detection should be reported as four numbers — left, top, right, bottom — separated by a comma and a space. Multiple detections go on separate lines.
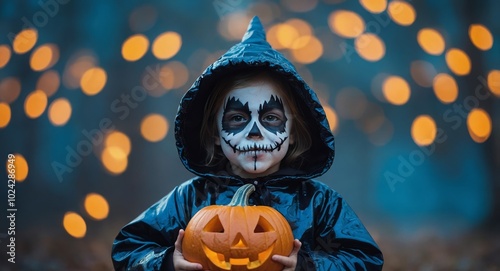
222, 137, 288, 153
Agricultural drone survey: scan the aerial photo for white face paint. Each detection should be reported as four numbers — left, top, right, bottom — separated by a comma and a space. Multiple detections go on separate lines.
216, 80, 293, 179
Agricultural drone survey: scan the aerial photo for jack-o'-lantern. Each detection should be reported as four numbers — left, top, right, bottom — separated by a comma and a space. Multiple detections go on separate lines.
182, 184, 293, 271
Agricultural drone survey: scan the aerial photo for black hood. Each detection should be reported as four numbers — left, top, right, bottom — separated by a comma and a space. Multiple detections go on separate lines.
174, 16, 335, 181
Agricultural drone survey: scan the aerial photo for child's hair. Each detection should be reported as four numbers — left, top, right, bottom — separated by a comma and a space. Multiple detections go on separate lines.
200, 68, 312, 170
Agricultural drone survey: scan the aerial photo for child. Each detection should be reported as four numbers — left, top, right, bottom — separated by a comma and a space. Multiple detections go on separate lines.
112, 16, 383, 270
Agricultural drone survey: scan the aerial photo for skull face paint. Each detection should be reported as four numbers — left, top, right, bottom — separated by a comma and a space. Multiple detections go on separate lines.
216, 81, 292, 178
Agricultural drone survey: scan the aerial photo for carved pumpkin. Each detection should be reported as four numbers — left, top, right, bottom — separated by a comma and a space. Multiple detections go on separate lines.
182, 184, 294, 271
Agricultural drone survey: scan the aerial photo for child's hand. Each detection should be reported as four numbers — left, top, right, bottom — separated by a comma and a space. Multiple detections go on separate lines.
271, 239, 302, 271
173, 229, 205, 271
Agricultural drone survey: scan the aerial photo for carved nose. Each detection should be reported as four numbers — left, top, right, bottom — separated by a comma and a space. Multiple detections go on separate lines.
231, 233, 247, 248
247, 122, 262, 138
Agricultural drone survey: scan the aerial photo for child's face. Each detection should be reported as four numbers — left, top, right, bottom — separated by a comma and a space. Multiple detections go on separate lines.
215, 80, 293, 178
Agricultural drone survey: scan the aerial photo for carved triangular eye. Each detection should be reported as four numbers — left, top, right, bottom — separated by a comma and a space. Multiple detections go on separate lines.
254, 216, 274, 233
203, 215, 224, 233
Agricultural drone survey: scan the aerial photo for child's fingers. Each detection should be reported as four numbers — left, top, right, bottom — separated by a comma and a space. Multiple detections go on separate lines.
176, 261, 203, 270
173, 229, 204, 270
290, 239, 302, 256
272, 239, 302, 270
174, 229, 185, 253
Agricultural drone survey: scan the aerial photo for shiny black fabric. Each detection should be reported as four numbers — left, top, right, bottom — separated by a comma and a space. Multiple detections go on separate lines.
112, 17, 383, 270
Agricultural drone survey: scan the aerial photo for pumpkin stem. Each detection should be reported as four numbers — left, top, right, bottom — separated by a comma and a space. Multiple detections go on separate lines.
228, 184, 255, 206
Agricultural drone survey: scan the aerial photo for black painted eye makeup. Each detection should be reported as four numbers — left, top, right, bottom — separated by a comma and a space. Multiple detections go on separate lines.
258, 95, 287, 134
222, 97, 251, 135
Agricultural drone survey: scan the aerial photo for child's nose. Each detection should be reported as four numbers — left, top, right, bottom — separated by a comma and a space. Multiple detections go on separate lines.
247, 122, 263, 138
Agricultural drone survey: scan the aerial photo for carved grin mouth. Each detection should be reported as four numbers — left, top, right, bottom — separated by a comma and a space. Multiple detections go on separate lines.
201, 242, 275, 270
222, 137, 288, 153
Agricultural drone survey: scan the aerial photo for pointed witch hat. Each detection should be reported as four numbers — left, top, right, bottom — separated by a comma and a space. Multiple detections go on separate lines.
209, 16, 299, 79
175, 16, 335, 179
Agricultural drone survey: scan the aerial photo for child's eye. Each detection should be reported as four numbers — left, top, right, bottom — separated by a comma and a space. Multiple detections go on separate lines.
222, 112, 250, 132
231, 115, 246, 122
261, 114, 284, 126
223, 112, 249, 126
264, 115, 279, 122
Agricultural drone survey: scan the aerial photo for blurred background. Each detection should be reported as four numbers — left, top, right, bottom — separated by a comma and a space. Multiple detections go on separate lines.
1, 0, 499, 270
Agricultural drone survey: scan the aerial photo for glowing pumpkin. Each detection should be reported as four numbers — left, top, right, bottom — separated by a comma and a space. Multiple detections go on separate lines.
182, 183, 294, 271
